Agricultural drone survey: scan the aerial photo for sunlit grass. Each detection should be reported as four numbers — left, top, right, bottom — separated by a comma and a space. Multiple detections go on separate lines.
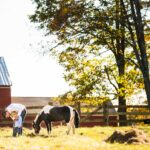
0, 125, 150, 150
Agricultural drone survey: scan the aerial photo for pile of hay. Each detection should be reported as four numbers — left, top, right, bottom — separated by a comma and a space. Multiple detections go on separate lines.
105, 128, 150, 144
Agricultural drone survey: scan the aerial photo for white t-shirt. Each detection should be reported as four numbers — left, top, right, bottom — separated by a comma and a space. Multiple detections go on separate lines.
5, 103, 26, 116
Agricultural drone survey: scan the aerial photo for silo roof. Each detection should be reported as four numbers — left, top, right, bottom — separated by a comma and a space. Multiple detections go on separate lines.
0, 57, 12, 86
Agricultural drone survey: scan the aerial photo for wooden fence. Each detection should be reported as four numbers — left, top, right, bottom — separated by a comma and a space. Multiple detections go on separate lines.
0, 105, 150, 127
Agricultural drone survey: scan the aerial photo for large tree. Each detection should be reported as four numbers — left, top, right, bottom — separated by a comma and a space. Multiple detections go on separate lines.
30, 0, 149, 125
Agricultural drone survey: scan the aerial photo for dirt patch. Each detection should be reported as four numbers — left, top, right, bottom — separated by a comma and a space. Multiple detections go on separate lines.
105, 128, 150, 144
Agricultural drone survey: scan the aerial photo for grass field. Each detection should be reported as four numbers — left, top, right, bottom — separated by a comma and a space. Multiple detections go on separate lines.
0, 125, 150, 150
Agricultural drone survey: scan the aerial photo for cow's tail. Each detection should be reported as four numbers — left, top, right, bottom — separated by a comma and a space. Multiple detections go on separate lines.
73, 109, 80, 128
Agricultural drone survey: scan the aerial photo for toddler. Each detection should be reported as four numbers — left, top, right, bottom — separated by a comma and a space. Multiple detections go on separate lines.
11, 111, 22, 137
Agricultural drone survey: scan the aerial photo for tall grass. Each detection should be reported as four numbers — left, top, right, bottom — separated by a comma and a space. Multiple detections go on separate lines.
0, 125, 150, 150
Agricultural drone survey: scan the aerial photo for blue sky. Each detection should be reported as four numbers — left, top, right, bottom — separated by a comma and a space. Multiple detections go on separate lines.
0, 0, 70, 96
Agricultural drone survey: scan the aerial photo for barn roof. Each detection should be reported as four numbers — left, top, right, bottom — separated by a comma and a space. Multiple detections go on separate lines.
0, 57, 12, 86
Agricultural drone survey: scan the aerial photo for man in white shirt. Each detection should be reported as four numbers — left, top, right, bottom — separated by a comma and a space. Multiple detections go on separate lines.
2, 103, 27, 136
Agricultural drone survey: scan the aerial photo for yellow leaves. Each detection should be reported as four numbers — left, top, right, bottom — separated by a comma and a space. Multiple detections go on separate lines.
147, 49, 150, 60
58, 90, 110, 105
61, 7, 70, 15
116, 67, 143, 99
75, 97, 110, 105
50, 6, 71, 31
67, 92, 73, 100
128, 69, 138, 74
72, 58, 101, 82
60, 27, 66, 33
136, 83, 144, 89
145, 34, 150, 42
82, 58, 100, 73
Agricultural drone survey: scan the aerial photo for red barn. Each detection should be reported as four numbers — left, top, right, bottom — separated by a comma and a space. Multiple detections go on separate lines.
0, 57, 12, 108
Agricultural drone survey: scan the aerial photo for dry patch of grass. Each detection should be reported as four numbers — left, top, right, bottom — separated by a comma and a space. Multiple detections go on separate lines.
0, 126, 150, 150
105, 128, 150, 144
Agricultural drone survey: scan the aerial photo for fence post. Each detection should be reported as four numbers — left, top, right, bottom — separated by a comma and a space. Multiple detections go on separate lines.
103, 102, 109, 126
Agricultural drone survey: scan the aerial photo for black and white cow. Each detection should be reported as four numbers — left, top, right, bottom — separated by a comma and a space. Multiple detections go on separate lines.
33, 105, 80, 135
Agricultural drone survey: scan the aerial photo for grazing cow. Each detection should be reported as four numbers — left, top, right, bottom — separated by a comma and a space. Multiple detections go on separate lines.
33, 105, 80, 134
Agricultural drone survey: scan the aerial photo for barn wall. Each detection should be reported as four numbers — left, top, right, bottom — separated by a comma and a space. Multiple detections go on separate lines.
0, 87, 11, 108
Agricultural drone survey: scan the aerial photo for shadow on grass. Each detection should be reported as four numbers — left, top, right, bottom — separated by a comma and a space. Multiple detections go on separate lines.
26, 133, 37, 137
39, 134, 49, 138
2, 134, 48, 138
2, 135, 13, 138
26, 133, 56, 138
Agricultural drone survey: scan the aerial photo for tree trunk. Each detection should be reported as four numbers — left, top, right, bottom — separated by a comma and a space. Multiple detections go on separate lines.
118, 95, 127, 126
132, 0, 150, 107
115, 0, 127, 126
142, 72, 150, 106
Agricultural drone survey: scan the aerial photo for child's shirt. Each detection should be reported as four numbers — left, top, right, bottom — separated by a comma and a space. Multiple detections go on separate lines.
14, 116, 22, 128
